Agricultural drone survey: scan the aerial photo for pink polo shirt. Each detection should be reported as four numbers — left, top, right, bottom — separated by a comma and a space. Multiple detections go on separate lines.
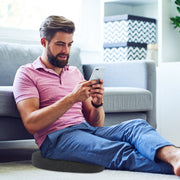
13, 57, 86, 147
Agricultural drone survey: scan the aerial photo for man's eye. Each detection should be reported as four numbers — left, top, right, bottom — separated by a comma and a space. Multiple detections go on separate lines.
56, 44, 64, 46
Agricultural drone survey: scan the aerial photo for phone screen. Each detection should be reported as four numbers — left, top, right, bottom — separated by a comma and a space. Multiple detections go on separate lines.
89, 67, 105, 81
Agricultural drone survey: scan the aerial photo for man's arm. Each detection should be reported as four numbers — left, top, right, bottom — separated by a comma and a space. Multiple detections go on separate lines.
82, 79, 105, 127
16, 80, 100, 134
17, 94, 77, 135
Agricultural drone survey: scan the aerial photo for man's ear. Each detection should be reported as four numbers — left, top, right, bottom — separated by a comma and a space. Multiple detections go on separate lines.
41, 38, 47, 47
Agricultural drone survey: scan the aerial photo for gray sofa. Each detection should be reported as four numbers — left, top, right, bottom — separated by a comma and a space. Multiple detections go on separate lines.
0, 42, 156, 141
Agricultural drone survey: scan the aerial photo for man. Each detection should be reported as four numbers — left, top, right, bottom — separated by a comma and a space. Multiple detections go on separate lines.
13, 15, 180, 176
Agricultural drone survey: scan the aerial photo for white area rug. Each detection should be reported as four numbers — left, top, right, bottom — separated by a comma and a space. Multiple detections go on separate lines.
0, 161, 179, 180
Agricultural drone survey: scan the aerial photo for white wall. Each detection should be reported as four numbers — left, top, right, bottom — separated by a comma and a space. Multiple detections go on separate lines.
104, 2, 157, 19
157, 63, 180, 146
104, 3, 133, 16
132, 4, 157, 19
80, 0, 104, 64
157, 0, 180, 146
161, 0, 180, 62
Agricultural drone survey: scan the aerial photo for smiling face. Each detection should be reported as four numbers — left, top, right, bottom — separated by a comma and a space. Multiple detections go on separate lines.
43, 31, 74, 69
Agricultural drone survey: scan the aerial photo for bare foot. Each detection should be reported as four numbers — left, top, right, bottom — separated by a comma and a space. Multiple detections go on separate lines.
173, 159, 180, 176
171, 150, 180, 176
156, 146, 180, 176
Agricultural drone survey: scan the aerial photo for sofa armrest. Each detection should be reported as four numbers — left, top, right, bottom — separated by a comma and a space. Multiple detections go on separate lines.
83, 60, 156, 90
82, 60, 156, 128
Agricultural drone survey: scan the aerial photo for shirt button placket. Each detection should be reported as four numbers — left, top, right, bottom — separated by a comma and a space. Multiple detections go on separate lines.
59, 76, 62, 85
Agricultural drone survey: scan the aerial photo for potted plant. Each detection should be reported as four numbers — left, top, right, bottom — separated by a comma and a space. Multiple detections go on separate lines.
170, 0, 180, 31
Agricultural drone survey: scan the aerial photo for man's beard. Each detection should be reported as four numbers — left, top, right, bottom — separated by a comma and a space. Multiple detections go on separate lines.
47, 46, 69, 68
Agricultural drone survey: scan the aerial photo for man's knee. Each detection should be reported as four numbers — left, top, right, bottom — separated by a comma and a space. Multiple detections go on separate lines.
125, 119, 150, 128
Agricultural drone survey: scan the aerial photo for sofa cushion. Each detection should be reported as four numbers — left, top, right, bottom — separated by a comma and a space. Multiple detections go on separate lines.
103, 87, 153, 113
68, 47, 83, 74
0, 43, 42, 86
0, 86, 20, 118
0, 43, 82, 86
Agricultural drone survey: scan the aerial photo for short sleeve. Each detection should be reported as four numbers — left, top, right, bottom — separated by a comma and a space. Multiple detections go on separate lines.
13, 66, 39, 103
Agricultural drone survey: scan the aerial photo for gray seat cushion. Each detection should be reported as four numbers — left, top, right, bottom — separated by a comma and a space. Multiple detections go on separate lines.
103, 87, 153, 112
0, 86, 153, 118
32, 151, 104, 173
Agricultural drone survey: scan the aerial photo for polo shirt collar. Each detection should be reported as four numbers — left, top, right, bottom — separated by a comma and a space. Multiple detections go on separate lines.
33, 56, 69, 74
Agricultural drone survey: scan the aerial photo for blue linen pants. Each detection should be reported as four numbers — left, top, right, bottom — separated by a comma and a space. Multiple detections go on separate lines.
40, 119, 174, 174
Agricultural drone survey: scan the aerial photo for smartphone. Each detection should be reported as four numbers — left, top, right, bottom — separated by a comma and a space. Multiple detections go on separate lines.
89, 67, 105, 84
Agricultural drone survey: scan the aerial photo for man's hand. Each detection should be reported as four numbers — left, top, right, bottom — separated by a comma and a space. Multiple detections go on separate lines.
90, 79, 104, 106
71, 79, 102, 103
81, 79, 105, 127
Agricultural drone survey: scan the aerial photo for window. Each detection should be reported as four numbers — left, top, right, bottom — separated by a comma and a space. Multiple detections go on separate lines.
0, 0, 82, 44
0, 0, 104, 64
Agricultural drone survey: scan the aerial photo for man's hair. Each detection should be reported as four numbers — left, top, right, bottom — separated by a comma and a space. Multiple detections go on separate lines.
39, 15, 75, 42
